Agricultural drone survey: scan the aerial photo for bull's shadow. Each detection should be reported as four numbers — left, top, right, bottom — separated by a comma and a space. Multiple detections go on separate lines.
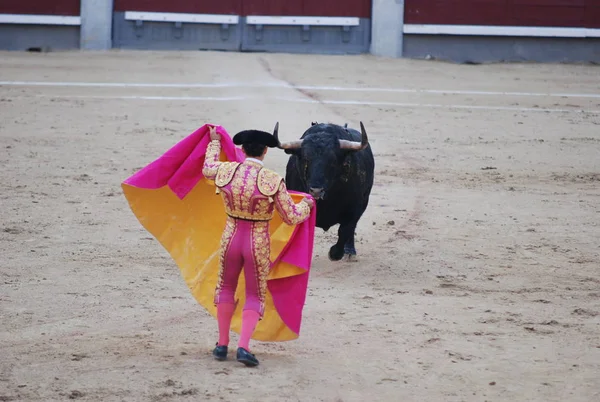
274, 121, 375, 261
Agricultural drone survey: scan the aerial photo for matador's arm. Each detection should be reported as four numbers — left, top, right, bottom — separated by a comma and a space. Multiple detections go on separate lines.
202, 139, 221, 180
273, 181, 311, 226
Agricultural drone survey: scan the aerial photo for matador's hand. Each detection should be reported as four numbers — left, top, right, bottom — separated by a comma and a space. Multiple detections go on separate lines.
209, 125, 220, 141
303, 197, 314, 209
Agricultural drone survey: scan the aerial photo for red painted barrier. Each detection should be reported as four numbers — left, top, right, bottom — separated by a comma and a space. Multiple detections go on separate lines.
405, 0, 598, 28
0, 0, 80, 16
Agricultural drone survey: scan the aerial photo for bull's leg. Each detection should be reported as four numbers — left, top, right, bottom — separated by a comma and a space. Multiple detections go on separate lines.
328, 220, 358, 261
343, 204, 368, 258
343, 235, 356, 256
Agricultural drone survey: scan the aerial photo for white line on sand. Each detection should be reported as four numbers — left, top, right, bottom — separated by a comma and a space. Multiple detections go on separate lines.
0, 81, 281, 89
35, 94, 249, 101
24, 93, 600, 114
1, 80, 600, 99
280, 97, 600, 113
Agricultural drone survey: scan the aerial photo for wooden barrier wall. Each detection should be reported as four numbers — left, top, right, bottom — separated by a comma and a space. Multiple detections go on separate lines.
0, 0, 80, 15
405, 0, 600, 28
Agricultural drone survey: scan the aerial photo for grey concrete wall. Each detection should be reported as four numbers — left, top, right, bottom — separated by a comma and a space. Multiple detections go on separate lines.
80, 0, 113, 50
241, 19, 371, 55
370, 0, 404, 58
112, 12, 243, 51
403, 34, 600, 64
0, 25, 80, 51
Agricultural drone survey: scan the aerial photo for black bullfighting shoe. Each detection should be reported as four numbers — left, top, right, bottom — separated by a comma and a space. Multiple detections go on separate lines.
212, 343, 228, 361
236, 347, 259, 367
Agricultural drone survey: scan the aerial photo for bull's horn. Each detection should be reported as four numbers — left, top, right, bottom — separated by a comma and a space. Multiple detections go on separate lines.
339, 121, 369, 151
273, 122, 303, 150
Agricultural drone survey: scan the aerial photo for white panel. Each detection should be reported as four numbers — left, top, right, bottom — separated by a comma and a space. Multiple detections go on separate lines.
124, 11, 239, 24
246, 16, 360, 26
584, 28, 600, 38
402, 24, 598, 38
0, 14, 81, 26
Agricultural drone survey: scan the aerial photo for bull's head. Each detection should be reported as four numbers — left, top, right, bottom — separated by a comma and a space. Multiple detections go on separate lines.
274, 122, 369, 200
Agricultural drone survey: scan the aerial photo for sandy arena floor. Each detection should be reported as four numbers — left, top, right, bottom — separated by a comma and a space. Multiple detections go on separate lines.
0, 50, 599, 402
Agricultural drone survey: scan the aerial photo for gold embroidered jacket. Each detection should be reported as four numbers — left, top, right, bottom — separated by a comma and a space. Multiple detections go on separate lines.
202, 139, 311, 225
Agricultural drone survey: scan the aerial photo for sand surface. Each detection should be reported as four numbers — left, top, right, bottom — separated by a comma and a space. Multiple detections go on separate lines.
1, 51, 599, 401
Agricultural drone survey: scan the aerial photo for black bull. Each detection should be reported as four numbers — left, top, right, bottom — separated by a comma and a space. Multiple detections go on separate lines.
274, 122, 375, 261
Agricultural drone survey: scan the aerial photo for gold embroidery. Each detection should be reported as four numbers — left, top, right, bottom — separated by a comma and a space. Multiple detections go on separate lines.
219, 172, 275, 221
214, 216, 237, 305
224, 193, 274, 221
242, 165, 259, 212
257, 168, 283, 197
251, 221, 271, 317
254, 197, 271, 218
215, 162, 240, 188
273, 182, 311, 225
219, 187, 233, 212
229, 166, 245, 211
202, 140, 222, 179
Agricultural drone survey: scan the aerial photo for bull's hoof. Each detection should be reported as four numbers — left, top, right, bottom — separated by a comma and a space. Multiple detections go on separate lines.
344, 245, 357, 256
328, 245, 345, 261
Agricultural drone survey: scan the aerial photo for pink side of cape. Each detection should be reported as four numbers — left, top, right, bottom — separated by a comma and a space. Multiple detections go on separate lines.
123, 124, 243, 199
122, 124, 315, 337
268, 202, 316, 335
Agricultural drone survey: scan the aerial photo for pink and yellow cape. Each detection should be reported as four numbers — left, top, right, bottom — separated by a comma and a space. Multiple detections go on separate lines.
121, 124, 316, 342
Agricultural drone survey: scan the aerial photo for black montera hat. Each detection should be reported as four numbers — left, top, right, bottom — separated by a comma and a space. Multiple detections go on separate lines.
232, 129, 279, 148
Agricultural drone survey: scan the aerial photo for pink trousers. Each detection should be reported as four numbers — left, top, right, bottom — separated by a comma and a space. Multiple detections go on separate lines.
214, 217, 270, 316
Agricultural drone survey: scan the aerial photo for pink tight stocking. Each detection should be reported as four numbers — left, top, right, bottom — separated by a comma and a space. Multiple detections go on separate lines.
238, 310, 260, 351
216, 302, 235, 346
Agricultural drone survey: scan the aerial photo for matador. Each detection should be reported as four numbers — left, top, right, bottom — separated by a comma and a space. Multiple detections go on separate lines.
202, 124, 314, 367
